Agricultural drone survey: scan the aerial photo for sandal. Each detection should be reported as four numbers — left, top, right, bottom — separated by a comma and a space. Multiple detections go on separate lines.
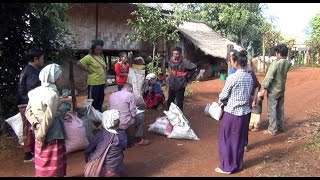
263, 130, 277, 136
215, 167, 231, 174
135, 139, 151, 146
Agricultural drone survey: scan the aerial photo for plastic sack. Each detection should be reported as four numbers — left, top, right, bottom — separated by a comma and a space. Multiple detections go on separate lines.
167, 125, 199, 140
163, 102, 189, 127
64, 112, 89, 153
77, 108, 95, 143
127, 68, 146, 106
5, 113, 24, 146
83, 99, 103, 122
208, 102, 223, 121
148, 116, 173, 136
164, 103, 199, 140
204, 103, 211, 116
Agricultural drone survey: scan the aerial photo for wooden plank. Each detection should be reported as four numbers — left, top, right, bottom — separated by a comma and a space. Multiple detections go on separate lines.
69, 60, 77, 110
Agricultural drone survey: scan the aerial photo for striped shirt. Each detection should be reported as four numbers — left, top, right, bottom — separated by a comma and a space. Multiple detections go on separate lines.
219, 69, 253, 116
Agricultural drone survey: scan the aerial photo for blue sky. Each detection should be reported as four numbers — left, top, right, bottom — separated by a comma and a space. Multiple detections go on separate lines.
264, 3, 320, 44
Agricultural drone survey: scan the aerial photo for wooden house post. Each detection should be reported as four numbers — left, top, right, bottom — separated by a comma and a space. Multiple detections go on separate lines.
69, 59, 77, 110
226, 44, 233, 76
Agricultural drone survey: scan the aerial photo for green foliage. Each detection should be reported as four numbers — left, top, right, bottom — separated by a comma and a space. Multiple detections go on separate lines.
146, 54, 162, 76
183, 3, 266, 52
306, 13, 320, 66
0, 3, 73, 118
184, 86, 193, 98
127, 4, 188, 61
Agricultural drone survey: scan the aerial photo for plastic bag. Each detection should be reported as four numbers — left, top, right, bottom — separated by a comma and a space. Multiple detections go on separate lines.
127, 68, 146, 106
204, 103, 211, 116
64, 112, 90, 153
5, 113, 24, 146
83, 99, 103, 122
208, 102, 223, 121
148, 116, 173, 136
167, 125, 199, 140
77, 108, 95, 143
164, 103, 199, 140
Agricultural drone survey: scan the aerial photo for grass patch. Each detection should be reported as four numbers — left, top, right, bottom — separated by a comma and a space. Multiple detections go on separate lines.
307, 133, 320, 149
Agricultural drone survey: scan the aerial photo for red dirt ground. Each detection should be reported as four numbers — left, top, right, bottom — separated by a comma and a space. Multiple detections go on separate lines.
1, 67, 320, 177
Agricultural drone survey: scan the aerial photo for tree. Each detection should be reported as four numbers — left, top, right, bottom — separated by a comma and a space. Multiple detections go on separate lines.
0, 3, 73, 119
127, 4, 189, 77
306, 12, 320, 66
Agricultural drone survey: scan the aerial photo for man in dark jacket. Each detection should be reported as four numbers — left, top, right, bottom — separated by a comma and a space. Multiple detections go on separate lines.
167, 46, 196, 111
17, 48, 44, 162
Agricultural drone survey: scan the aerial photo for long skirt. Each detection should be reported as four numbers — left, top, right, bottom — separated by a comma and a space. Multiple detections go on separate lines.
218, 112, 250, 173
143, 93, 164, 109
34, 139, 67, 177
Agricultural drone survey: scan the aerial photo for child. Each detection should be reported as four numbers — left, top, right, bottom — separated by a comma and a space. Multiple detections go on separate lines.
249, 91, 264, 131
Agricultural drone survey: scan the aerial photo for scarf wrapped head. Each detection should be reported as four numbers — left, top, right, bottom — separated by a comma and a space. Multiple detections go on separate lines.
39, 63, 62, 90
146, 73, 156, 80
102, 110, 120, 134
91, 39, 104, 47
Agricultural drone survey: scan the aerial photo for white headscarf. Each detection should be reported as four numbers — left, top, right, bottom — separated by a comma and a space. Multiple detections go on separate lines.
102, 109, 120, 134
39, 63, 62, 90
146, 73, 156, 80
134, 56, 145, 64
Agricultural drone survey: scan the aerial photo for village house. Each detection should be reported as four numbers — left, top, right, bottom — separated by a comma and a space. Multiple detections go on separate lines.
62, 3, 241, 93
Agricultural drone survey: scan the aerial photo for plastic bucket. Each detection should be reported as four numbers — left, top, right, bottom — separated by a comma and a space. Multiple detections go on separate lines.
220, 73, 227, 81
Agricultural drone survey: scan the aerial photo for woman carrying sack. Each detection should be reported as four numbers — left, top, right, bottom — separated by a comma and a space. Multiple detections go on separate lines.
76, 39, 107, 112
84, 110, 127, 177
25, 64, 67, 177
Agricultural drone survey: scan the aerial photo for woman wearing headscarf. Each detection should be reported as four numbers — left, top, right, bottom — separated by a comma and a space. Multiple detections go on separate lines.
25, 63, 67, 177
215, 50, 253, 174
76, 39, 107, 112
84, 110, 127, 177
142, 73, 165, 110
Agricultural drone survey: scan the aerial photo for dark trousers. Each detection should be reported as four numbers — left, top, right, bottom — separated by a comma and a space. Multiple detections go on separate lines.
167, 87, 186, 111
117, 85, 123, 91
18, 106, 35, 153
125, 113, 145, 147
88, 84, 105, 112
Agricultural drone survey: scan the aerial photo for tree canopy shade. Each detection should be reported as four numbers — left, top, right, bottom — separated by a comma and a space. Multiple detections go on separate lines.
0, 3, 74, 119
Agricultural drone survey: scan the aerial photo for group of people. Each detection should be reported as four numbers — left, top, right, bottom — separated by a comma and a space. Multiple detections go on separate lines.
16, 37, 291, 176
215, 44, 291, 174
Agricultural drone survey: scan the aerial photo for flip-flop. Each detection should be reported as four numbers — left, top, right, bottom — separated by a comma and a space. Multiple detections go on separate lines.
263, 130, 276, 136
135, 139, 151, 146
215, 167, 231, 174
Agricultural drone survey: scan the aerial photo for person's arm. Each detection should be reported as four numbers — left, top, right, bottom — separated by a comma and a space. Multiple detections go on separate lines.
262, 61, 278, 91
185, 60, 197, 81
26, 73, 41, 92
18, 71, 28, 103
76, 56, 94, 74
115, 63, 128, 77
218, 75, 234, 104
84, 132, 104, 162
129, 94, 137, 118
36, 93, 60, 143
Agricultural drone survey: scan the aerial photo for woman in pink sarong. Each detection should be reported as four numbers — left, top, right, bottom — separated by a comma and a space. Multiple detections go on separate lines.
142, 73, 165, 110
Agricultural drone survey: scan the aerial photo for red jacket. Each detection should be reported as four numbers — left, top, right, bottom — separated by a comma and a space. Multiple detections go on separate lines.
114, 62, 130, 85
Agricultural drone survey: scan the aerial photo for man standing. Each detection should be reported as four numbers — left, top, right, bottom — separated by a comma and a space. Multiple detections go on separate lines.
167, 46, 196, 111
17, 48, 44, 162
115, 52, 130, 91
108, 83, 150, 147
261, 44, 291, 136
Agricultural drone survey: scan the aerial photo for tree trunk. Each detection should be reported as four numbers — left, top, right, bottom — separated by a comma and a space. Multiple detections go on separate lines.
152, 44, 156, 62
287, 48, 291, 61
227, 44, 233, 76
69, 60, 77, 110
162, 37, 166, 79
262, 37, 266, 74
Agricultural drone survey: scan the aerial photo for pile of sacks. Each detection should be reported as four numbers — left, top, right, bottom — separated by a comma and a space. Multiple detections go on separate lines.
148, 103, 199, 140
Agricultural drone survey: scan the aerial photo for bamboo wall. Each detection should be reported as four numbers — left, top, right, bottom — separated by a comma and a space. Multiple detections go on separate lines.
66, 3, 140, 51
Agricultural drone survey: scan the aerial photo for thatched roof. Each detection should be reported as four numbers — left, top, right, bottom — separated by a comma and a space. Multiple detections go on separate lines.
177, 21, 243, 59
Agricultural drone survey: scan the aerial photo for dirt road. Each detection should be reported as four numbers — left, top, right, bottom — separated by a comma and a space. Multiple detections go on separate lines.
1, 67, 320, 177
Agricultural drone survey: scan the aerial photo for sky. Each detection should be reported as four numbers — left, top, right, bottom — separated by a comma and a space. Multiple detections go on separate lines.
150, 3, 320, 44
264, 3, 320, 44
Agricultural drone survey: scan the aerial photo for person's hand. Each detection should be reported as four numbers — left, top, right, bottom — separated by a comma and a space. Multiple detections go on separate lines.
88, 68, 94, 74
260, 89, 265, 95
252, 100, 257, 108
35, 123, 41, 130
